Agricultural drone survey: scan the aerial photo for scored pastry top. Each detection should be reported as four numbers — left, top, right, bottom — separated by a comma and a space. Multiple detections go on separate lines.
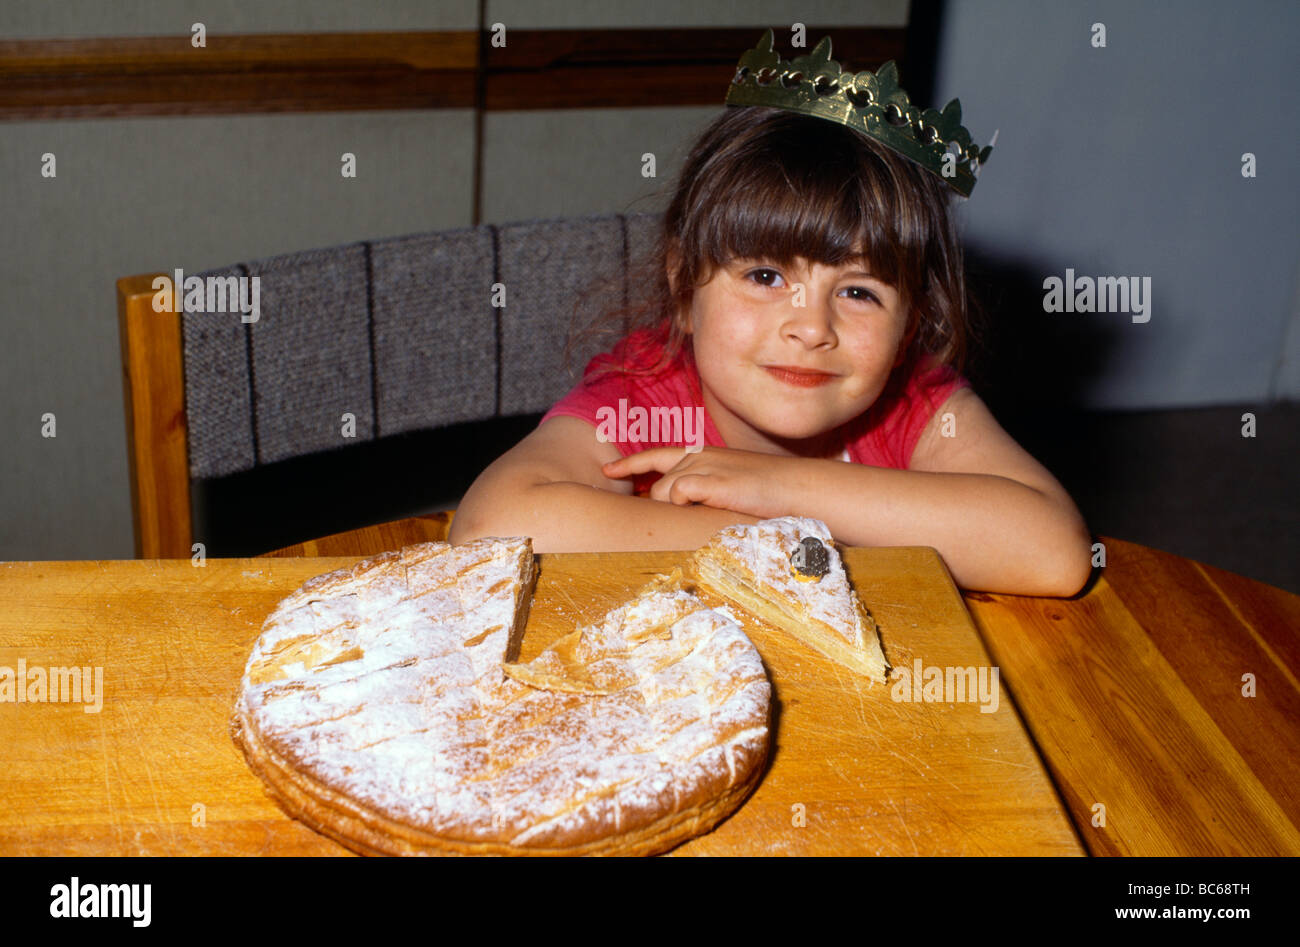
492, 586, 769, 849
233, 540, 771, 854
236, 538, 536, 829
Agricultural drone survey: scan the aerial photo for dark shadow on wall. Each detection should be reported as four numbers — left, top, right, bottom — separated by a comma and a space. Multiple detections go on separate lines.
962, 245, 1121, 423
903, 0, 945, 110
960, 245, 1299, 595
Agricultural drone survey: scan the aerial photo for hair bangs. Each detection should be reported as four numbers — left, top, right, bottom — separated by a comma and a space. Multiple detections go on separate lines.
681, 115, 915, 296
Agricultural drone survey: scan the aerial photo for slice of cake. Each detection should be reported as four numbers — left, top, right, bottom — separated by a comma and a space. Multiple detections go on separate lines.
689, 516, 889, 682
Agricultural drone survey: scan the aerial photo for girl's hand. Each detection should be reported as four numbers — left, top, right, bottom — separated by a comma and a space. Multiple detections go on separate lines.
601, 447, 801, 519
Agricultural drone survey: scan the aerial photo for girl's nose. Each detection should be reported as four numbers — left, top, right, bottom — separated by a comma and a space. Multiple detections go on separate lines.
780, 295, 837, 348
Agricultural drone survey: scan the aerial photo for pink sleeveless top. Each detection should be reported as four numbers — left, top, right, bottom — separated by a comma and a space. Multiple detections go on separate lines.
541, 326, 970, 494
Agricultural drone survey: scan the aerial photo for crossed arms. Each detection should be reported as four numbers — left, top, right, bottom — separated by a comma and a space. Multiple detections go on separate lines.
449, 387, 1093, 597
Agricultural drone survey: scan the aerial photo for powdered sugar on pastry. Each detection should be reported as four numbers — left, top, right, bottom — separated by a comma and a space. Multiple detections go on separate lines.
231, 539, 771, 856
498, 591, 768, 848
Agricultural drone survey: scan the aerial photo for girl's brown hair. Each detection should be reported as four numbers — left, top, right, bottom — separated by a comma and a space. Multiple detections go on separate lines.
571, 105, 982, 398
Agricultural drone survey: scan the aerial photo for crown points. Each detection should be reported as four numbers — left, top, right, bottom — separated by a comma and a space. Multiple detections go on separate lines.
876, 60, 898, 82
939, 98, 963, 130
790, 35, 837, 79
724, 33, 993, 196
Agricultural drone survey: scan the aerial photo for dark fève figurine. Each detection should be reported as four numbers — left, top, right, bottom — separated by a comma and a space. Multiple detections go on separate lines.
790, 536, 830, 578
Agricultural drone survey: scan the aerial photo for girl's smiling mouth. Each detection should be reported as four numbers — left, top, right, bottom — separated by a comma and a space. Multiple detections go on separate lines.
763, 365, 837, 387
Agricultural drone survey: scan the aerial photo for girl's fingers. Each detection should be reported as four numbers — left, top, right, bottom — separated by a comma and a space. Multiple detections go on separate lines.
648, 472, 709, 506
602, 447, 689, 477
666, 474, 711, 507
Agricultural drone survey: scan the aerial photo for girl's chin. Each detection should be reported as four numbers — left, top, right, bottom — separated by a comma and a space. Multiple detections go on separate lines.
750, 416, 849, 445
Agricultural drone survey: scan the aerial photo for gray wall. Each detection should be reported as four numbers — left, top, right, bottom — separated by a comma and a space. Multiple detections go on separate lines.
935, 0, 1299, 409
0, 1, 1294, 561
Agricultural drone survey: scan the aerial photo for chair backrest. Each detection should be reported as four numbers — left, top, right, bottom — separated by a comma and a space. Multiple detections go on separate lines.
118, 211, 662, 558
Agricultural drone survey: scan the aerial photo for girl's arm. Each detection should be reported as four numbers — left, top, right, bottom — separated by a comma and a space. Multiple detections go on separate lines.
867, 386, 1092, 596
447, 416, 759, 552
603, 388, 1094, 597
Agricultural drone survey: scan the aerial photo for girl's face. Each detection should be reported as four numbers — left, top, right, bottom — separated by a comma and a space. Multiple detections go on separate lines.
684, 256, 910, 456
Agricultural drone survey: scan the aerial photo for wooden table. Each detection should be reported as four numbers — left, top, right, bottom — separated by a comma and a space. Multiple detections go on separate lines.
2, 515, 1295, 856
270, 517, 1300, 856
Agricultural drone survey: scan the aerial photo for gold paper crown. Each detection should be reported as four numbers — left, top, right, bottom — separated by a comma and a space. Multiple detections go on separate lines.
725, 29, 994, 197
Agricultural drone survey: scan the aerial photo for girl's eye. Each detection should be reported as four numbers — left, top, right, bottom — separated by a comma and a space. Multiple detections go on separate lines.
746, 268, 785, 288
841, 286, 880, 305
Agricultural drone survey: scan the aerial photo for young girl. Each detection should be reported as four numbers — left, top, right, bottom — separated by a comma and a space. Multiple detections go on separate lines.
450, 65, 1092, 597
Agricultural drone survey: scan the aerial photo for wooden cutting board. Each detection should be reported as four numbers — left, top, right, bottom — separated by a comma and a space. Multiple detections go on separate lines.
0, 548, 1083, 855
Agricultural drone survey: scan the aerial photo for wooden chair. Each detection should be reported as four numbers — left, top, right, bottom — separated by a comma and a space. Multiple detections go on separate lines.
117, 273, 193, 558
117, 213, 660, 558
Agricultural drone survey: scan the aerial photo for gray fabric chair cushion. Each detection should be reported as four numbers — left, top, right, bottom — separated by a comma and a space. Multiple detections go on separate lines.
625, 211, 661, 275
496, 214, 626, 416
244, 244, 374, 466
182, 213, 662, 480
369, 226, 497, 437
181, 265, 257, 479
